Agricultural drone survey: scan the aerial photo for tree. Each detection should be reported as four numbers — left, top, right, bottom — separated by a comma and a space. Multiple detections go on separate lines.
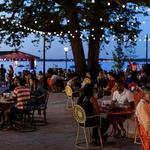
112, 47, 125, 70
0, 0, 150, 78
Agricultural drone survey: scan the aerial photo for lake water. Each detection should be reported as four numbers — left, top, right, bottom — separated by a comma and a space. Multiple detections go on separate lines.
0, 60, 148, 74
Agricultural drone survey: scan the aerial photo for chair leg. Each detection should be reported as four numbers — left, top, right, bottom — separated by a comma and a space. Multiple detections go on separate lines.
66, 98, 73, 110
83, 128, 89, 148
134, 126, 141, 144
98, 128, 103, 147
66, 99, 69, 109
75, 125, 80, 146
71, 99, 74, 109
43, 110, 47, 124
126, 119, 129, 137
87, 128, 91, 143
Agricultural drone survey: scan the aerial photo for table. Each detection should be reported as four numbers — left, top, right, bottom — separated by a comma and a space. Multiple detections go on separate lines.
104, 108, 133, 137
98, 97, 134, 137
0, 96, 15, 127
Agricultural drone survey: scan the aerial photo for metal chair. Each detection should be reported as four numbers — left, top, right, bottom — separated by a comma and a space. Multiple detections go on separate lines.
33, 92, 50, 125
0, 110, 3, 128
83, 78, 91, 84
73, 105, 103, 149
12, 101, 36, 132
65, 85, 76, 109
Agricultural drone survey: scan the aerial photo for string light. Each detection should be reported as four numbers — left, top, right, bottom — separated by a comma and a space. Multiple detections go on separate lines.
91, 0, 95, 3
83, 19, 86, 22
122, 5, 126, 8
135, 6, 139, 10
0, 13, 150, 42
107, 2, 111, 6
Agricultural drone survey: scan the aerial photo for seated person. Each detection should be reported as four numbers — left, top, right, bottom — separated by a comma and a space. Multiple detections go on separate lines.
136, 85, 150, 143
110, 79, 135, 137
8, 77, 31, 128
128, 82, 143, 106
97, 71, 108, 98
103, 72, 115, 96
77, 84, 110, 143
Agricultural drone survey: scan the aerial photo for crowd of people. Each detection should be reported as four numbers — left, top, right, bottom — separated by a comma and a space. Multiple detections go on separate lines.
0, 63, 150, 148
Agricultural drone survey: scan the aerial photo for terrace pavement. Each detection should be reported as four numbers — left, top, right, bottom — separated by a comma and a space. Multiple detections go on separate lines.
0, 92, 142, 150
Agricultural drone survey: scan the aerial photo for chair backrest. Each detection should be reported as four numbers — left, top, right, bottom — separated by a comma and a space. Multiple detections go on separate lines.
45, 92, 50, 106
83, 78, 91, 84
136, 117, 150, 150
73, 105, 86, 124
65, 85, 73, 97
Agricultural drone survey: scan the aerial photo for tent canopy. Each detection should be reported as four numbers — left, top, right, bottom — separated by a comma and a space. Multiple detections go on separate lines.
0, 50, 39, 61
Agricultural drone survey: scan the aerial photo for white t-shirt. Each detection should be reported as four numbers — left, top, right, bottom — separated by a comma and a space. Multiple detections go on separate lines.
112, 89, 134, 106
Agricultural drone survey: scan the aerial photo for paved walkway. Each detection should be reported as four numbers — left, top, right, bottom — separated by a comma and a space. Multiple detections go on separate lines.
0, 93, 142, 150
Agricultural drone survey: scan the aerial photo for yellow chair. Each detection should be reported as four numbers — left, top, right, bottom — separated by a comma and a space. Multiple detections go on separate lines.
83, 78, 91, 84
73, 105, 103, 149
65, 85, 75, 109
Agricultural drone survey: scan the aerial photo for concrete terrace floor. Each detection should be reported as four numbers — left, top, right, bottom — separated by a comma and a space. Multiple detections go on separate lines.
0, 92, 142, 150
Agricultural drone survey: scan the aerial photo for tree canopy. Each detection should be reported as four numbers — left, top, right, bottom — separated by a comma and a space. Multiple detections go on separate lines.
0, 0, 150, 77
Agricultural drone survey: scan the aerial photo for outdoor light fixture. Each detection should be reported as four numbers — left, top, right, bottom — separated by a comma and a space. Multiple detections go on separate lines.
64, 46, 69, 71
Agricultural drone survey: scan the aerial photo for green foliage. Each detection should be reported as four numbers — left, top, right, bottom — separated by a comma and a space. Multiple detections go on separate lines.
112, 47, 125, 70
0, 0, 150, 69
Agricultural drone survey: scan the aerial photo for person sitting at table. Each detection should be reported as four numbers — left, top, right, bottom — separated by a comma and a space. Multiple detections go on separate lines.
135, 85, 150, 143
103, 72, 115, 96
110, 79, 135, 137
77, 83, 110, 144
128, 82, 143, 106
7, 77, 31, 129
97, 71, 108, 98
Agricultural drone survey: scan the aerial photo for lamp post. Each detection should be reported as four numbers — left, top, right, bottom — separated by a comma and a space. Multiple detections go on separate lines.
43, 34, 46, 75
64, 46, 69, 71
146, 34, 148, 65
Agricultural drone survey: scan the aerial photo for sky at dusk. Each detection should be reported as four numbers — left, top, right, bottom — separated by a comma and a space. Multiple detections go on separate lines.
0, 2, 150, 60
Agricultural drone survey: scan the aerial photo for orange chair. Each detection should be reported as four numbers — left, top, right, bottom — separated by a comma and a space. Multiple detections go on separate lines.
136, 117, 150, 150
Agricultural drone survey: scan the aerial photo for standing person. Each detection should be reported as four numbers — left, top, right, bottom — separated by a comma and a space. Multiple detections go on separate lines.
0, 64, 6, 87
7, 65, 14, 86
77, 84, 110, 144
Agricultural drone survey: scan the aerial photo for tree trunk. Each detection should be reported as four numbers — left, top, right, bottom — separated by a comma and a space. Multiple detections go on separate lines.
67, 7, 86, 77
70, 37, 86, 77
88, 37, 100, 81
88, 26, 103, 81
